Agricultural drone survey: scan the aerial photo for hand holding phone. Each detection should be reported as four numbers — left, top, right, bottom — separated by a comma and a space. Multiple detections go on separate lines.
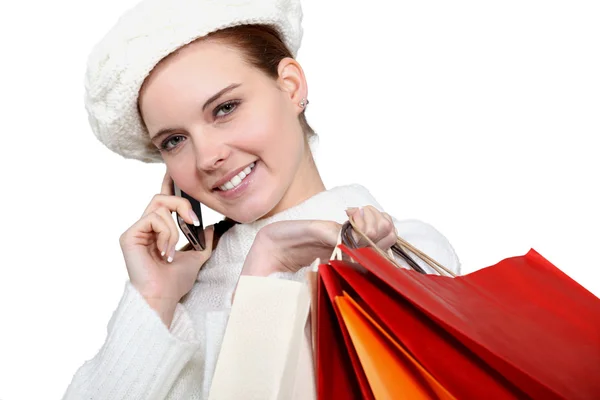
118, 173, 213, 327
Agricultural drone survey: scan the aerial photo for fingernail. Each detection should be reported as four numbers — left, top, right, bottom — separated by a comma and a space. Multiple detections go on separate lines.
189, 210, 200, 226
346, 207, 358, 215
168, 247, 175, 263
358, 207, 364, 216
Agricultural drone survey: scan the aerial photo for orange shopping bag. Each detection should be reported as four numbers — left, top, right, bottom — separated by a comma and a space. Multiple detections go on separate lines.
336, 292, 455, 400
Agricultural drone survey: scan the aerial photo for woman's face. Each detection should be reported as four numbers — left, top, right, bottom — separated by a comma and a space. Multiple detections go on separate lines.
139, 38, 310, 223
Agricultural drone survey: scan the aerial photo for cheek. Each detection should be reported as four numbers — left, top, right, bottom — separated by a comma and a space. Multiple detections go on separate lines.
233, 101, 301, 160
166, 153, 198, 193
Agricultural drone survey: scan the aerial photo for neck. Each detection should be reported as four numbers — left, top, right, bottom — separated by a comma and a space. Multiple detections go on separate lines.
262, 149, 325, 219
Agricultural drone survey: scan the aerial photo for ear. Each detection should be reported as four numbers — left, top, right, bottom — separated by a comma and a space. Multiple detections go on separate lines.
276, 58, 308, 114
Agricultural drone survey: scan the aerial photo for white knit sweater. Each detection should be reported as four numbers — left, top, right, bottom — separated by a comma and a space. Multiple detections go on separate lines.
62, 184, 460, 399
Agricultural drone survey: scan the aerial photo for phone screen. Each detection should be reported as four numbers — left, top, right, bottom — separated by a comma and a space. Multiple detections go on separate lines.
173, 184, 206, 251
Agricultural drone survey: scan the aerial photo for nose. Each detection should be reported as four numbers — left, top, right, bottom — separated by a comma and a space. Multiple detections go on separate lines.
194, 132, 230, 171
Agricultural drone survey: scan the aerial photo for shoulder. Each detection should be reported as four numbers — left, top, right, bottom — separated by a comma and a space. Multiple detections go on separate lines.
390, 217, 462, 275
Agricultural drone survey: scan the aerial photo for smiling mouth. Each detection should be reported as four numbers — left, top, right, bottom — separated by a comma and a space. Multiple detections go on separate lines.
215, 162, 256, 191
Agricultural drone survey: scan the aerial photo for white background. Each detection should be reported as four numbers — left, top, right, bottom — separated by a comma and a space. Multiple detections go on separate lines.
0, 0, 599, 399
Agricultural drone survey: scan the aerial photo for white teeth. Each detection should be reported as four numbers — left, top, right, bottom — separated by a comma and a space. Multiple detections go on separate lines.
219, 162, 256, 191
230, 175, 242, 186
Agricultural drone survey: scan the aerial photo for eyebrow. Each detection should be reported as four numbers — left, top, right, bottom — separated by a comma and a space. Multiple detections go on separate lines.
150, 83, 242, 143
202, 83, 241, 112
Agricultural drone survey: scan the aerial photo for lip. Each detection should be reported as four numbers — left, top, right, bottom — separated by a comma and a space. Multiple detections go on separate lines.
214, 161, 258, 199
212, 161, 256, 189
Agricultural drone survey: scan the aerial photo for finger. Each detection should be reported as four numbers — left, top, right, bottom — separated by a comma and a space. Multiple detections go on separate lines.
142, 195, 200, 227
130, 212, 172, 259
346, 207, 365, 243
382, 212, 395, 227
360, 206, 380, 244
378, 212, 396, 236
349, 206, 392, 246
154, 206, 180, 258
346, 207, 365, 245
161, 171, 174, 195
366, 211, 396, 249
376, 229, 397, 251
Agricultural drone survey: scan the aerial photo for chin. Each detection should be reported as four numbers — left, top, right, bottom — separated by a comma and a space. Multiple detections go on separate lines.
225, 196, 281, 224
227, 212, 257, 224
228, 208, 270, 224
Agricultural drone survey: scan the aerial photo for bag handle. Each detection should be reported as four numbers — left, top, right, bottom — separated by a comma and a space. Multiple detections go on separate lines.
331, 217, 456, 277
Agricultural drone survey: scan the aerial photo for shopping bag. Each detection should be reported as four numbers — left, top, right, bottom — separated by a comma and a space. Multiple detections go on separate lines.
336, 292, 455, 400
316, 219, 600, 400
208, 275, 315, 400
315, 261, 375, 400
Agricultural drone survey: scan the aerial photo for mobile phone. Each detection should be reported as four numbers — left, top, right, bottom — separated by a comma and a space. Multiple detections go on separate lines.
173, 183, 206, 251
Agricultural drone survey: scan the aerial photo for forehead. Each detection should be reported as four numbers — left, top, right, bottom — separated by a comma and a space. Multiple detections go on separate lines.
141, 39, 254, 99
167, 38, 246, 72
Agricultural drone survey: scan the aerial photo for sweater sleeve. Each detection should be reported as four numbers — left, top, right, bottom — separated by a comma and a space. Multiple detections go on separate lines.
392, 218, 462, 276
62, 282, 202, 400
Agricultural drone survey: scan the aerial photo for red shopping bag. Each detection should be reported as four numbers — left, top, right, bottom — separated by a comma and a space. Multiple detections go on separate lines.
315, 221, 600, 400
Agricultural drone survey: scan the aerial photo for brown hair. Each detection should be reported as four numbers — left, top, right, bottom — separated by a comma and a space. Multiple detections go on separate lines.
205, 24, 315, 138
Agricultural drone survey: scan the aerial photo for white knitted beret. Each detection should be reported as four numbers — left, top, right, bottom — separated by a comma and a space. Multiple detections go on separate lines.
84, 0, 303, 163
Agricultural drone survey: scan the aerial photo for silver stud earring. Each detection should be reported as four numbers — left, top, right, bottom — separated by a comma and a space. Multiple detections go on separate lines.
299, 98, 309, 108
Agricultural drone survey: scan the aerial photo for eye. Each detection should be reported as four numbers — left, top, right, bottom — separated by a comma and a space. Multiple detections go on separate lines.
214, 100, 240, 118
160, 135, 186, 151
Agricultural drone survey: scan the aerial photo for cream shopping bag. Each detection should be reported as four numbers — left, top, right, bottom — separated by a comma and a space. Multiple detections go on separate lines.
208, 275, 316, 400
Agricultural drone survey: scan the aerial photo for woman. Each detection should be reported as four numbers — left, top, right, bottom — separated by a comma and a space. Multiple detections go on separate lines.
65, 0, 461, 398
